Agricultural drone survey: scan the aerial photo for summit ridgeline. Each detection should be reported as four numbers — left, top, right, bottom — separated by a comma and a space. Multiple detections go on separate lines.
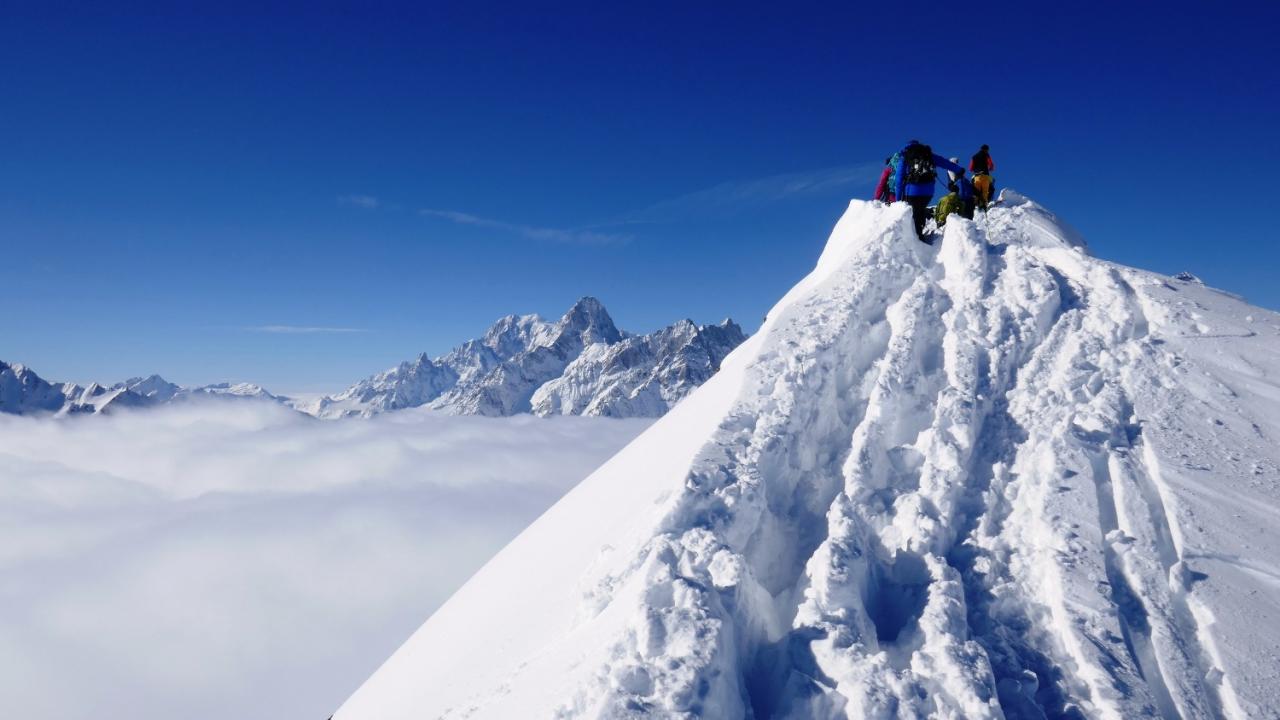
335, 191, 1279, 719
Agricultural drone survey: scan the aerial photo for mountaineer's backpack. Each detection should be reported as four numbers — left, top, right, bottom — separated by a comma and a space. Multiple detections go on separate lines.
885, 151, 902, 195
935, 192, 960, 226
971, 149, 991, 175
903, 143, 937, 185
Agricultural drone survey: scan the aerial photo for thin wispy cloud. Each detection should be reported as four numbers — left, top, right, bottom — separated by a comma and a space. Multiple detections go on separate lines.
338, 194, 380, 209
420, 209, 631, 246
617, 163, 881, 224
249, 325, 369, 334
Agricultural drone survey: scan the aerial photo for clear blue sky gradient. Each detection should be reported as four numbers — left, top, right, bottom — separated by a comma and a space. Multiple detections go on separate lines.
4, 2, 1278, 393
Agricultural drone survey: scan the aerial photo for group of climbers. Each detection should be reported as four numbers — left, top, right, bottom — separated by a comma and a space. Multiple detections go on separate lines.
873, 141, 997, 243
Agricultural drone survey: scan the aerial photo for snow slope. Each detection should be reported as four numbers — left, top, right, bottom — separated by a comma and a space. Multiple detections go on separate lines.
335, 192, 1280, 719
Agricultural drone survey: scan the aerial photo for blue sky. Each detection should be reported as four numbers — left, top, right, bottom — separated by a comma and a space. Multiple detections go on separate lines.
3, 2, 1278, 394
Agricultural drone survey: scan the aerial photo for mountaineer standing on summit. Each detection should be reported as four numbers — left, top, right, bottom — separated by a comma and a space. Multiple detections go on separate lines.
892, 140, 965, 243
970, 144, 996, 210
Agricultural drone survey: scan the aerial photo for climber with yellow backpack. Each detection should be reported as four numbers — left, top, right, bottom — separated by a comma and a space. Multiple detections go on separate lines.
969, 144, 996, 210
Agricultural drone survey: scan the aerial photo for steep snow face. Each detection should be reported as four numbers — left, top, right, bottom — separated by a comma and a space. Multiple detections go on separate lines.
336, 193, 1280, 720
530, 319, 747, 417
312, 298, 744, 419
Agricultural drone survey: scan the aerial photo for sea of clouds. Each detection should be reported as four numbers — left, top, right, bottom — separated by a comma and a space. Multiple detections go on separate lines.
0, 399, 648, 720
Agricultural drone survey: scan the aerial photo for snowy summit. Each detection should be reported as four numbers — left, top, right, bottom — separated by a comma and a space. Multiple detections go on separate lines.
336, 192, 1280, 719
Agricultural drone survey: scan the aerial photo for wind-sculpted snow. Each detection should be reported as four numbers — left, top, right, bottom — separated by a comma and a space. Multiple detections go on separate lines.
337, 193, 1280, 719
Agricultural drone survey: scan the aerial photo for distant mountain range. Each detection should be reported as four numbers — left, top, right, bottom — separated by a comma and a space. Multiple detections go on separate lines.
1, 298, 746, 419
0, 362, 283, 416
301, 297, 746, 418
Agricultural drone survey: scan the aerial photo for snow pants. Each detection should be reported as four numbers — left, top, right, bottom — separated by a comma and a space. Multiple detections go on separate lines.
905, 195, 931, 240
972, 174, 994, 209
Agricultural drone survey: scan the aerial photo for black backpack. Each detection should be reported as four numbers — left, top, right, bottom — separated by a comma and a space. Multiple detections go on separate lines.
971, 150, 990, 175
903, 143, 936, 185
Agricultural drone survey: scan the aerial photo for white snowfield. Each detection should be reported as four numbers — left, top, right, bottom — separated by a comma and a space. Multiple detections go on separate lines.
336, 193, 1280, 719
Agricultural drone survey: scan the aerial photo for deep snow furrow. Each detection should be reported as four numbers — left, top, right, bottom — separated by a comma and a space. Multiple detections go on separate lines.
1110, 438, 1224, 720
782, 274, 978, 718
1090, 441, 1182, 719
942, 237, 1103, 718
947, 210, 1152, 718
784, 217, 1061, 718
782, 212, 1129, 718
974, 243, 1234, 720
557, 206, 940, 717
1121, 367, 1234, 719
1075, 264, 1227, 719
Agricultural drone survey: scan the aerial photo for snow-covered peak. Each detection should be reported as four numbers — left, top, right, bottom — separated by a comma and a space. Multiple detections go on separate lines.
120, 374, 182, 401
556, 296, 622, 346
195, 382, 279, 399
336, 191, 1278, 719
0, 361, 72, 415
530, 316, 747, 418
313, 298, 744, 419
481, 313, 548, 357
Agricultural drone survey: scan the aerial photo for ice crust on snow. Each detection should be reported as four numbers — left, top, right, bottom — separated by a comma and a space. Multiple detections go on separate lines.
336, 192, 1280, 719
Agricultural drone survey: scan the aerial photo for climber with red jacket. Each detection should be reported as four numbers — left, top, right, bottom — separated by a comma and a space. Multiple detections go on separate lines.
892, 140, 965, 243
969, 144, 996, 209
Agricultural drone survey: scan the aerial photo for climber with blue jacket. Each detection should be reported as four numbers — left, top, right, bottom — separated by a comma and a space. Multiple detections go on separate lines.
892, 140, 966, 243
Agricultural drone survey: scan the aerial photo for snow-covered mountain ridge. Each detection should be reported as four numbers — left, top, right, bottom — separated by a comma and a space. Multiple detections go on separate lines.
303, 298, 746, 418
336, 192, 1280, 719
0, 363, 284, 416
2, 301, 744, 419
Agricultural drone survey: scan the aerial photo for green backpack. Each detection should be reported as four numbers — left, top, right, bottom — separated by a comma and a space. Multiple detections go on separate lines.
935, 193, 960, 226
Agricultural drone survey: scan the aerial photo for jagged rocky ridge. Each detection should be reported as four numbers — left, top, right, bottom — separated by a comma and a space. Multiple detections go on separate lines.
335, 191, 1280, 719
304, 298, 746, 418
